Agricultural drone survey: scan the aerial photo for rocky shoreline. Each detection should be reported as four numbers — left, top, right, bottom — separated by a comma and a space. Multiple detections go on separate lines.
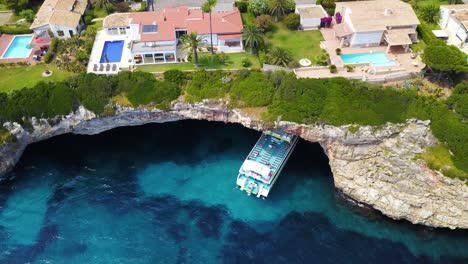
1, 101, 467, 229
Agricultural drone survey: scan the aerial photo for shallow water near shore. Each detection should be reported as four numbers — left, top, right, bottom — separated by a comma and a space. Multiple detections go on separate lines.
0, 120, 467, 263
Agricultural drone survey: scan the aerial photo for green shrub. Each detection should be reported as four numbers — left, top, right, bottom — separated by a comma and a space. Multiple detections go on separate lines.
235, 1, 248, 13
335, 48, 341, 55
249, 0, 269, 15
315, 49, 330, 66
283, 13, 300, 30
0, 24, 32, 34
258, 51, 267, 65
185, 70, 231, 102
19, 9, 35, 22
417, 22, 445, 46
44, 37, 58, 64
329, 64, 337, 73
288, 60, 300, 68
75, 73, 116, 114
164, 69, 186, 85
242, 58, 252, 67
214, 52, 229, 64
255, 15, 274, 31
346, 65, 354, 72
230, 72, 274, 107
139, 1, 147, 11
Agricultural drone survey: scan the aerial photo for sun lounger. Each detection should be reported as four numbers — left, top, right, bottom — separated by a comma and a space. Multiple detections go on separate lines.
99, 64, 104, 71
106, 64, 110, 71
93, 64, 98, 71
112, 64, 117, 71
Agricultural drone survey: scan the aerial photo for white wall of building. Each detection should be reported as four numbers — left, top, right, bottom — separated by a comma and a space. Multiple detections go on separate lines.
49, 24, 79, 39
300, 17, 321, 28
198, 34, 219, 46
350, 31, 383, 46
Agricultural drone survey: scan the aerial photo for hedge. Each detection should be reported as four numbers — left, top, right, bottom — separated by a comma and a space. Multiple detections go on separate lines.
44, 37, 58, 64
0, 24, 32, 35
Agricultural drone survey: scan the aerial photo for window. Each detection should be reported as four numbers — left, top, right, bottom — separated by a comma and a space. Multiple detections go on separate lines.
119, 27, 126, 34
57, 30, 64, 37
143, 25, 158, 33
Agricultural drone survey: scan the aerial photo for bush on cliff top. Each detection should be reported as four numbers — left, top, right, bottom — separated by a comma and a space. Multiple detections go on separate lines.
0, 70, 466, 179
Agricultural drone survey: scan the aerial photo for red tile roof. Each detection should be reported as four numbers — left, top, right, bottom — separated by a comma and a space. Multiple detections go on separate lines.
128, 6, 243, 42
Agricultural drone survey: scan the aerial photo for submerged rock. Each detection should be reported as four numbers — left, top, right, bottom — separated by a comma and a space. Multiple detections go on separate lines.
0, 102, 467, 229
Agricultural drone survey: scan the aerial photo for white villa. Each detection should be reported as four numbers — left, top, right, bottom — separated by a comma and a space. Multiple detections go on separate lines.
333, 0, 420, 52
87, 6, 243, 74
294, 0, 328, 30
439, 4, 468, 55
30, 0, 89, 39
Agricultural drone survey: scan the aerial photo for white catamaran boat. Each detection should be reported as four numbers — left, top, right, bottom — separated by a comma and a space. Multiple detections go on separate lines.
236, 130, 298, 199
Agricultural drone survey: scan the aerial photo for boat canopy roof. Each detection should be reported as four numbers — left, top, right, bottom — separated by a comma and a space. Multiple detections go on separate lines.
239, 160, 271, 178
264, 130, 294, 143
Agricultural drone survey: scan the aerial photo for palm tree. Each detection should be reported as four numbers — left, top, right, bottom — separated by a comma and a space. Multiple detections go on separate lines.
92, 0, 116, 14
242, 24, 264, 55
181, 32, 204, 67
268, 0, 291, 21
267, 47, 292, 67
202, 0, 218, 55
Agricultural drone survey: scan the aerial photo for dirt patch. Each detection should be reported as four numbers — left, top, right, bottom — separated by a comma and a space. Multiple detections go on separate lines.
0, 11, 13, 25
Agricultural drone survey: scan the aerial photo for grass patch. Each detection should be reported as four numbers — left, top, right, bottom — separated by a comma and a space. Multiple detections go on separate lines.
136, 52, 260, 72
0, 64, 72, 93
111, 94, 133, 107
416, 144, 467, 181
241, 12, 255, 26
416, 0, 448, 8
265, 23, 323, 62
348, 125, 359, 134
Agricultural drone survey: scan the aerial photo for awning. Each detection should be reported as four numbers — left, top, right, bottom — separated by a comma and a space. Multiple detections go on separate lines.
218, 34, 242, 40
432, 30, 449, 38
239, 160, 271, 178
334, 23, 353, 37
384, 30, 412, 46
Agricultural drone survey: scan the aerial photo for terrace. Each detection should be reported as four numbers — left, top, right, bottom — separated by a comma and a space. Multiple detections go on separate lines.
0, 34, 50, 65
296, 27, 424, 82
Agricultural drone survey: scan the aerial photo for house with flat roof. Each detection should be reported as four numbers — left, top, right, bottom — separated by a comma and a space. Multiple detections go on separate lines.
88, 6, 243, 73
30, 0, 89, 39
333, 0, 419, 52
439, 4, 468, 54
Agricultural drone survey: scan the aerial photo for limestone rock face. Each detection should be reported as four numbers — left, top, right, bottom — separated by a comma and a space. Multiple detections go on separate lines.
1, 101, 467, 229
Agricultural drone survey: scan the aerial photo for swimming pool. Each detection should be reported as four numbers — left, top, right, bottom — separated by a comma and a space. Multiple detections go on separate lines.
340, 52, 395, 67
100, 40, 124, 63
2, 35, 34, 59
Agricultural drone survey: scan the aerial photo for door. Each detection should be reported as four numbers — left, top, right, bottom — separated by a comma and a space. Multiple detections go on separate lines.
69, 30, 74, 37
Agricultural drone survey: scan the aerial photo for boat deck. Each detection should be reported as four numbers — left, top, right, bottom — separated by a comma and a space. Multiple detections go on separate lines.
237, 131, 298, 198
247, 134, 291, 174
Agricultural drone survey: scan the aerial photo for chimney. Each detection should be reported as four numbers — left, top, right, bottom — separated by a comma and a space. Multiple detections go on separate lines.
384, 8, 393, 16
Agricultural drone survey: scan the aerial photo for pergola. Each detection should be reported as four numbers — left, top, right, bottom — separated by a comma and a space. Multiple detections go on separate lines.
384, 29, 414, 53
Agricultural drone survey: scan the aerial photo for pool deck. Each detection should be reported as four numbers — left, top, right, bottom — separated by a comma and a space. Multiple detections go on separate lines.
0, 34, 50, 65
87, 30, 133, 74
295, 28, 424, 83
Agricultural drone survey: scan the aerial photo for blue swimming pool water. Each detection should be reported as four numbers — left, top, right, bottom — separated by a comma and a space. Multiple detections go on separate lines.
1, 121, 467, 263
100, 40, 124, 63
341, 52, 396, 67
2, 35, 33, 59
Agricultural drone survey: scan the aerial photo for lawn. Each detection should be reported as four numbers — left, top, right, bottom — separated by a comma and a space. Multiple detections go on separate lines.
0, 64, 72, 92
136, 52, 260, 72
416, 144, 468, 181
416, 0, 448, 8
241, 12, 255, 26
265, 23, 324, 62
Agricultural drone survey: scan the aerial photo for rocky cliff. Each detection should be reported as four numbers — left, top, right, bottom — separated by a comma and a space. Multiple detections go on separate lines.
1, 101, 467, 229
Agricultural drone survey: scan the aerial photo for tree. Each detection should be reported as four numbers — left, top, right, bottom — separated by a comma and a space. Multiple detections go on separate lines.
268, 0, 293, 21
19, 9, 34, 22
249, 0, 269, 15
92, 0, 116, 14
255, 15, 274, 31
180, 32, 204, 67
422, 45, 468, 79
202, 0, 218, 55
267, 47, 293, 67
419, 5, 440, 24
5, 0, 29, 13
283, 13, 300, 30
243, 24, 264, 55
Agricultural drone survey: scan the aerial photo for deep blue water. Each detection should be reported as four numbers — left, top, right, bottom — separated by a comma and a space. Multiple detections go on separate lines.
0, 120, 467, 263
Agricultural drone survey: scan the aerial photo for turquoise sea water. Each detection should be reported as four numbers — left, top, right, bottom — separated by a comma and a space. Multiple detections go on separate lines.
0, 120, 466, 263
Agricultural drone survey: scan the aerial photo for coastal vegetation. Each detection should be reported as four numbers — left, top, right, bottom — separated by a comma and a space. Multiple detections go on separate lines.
0, 70, 466, 180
